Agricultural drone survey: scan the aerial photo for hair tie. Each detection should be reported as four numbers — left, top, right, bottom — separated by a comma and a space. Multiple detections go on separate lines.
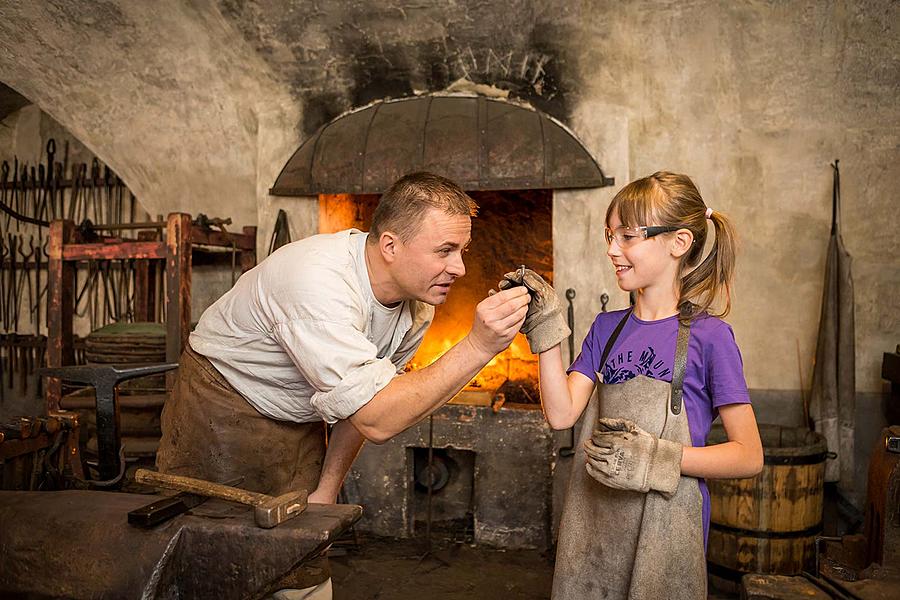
705, 207, 713, 220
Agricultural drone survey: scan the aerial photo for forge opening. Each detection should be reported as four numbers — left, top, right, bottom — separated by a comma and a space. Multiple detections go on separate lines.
408, 447, 476, 541
319, 189, 552, 402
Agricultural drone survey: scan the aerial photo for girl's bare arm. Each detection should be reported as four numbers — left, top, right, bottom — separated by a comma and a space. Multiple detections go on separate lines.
538, 344, 596, 430
680, 403, 763, 479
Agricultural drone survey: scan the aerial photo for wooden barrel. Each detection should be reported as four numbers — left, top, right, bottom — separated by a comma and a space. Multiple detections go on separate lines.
706, 424, 827, 586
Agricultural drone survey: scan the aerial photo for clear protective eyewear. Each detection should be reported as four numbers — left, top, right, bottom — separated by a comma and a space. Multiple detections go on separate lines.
604, 225, 685, 248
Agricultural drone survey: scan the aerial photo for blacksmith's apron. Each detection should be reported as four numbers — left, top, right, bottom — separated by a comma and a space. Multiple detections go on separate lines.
552, 311, 706, 599
157, 343, 329, 589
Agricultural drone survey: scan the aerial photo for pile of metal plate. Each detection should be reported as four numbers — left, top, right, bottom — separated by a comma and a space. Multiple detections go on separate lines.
63, 322, 168, 461
85, 322, 166, 391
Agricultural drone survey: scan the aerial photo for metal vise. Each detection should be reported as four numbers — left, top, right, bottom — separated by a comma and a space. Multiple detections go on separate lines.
40, 363, 178, 483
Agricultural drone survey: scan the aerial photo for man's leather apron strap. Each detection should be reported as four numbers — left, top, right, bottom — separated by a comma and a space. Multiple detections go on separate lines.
597, 309, 692, 415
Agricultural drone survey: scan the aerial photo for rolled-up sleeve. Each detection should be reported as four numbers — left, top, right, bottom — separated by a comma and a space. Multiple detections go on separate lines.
271, 318, 397, 423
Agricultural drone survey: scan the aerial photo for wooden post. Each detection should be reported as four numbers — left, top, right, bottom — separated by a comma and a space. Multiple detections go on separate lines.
46, 220, 76, 413
241, 226, 257, 273
133, 230, 159, 322
165, 213, 192, 389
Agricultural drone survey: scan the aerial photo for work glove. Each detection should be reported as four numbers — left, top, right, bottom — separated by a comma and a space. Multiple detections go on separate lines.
583, 418, 683, 498
498, 267, 570, 354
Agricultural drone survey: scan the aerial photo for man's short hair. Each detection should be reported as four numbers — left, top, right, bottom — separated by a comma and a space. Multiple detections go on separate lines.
369, 172, 477, 243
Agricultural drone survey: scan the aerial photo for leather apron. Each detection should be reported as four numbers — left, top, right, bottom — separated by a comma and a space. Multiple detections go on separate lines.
552, 311, 706, 600
157, 344, 330, 589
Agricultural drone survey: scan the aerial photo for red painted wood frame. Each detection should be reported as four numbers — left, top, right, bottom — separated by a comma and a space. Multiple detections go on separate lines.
45, 212, 257, 412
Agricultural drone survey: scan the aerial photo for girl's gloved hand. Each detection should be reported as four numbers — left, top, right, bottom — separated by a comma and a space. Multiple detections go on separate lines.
583, 418, 683, 498
497, 267, 570, 354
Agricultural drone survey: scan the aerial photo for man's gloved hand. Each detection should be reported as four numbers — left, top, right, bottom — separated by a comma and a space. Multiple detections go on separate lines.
498, 267, 570, 354
583, 418, 683, 498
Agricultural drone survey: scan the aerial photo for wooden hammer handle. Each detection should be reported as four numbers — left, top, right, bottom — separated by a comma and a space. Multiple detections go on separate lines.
135, 468, 267, 506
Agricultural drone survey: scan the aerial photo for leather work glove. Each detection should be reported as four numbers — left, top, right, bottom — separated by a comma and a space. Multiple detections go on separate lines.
583, 418, 683, 498
498, 267, 570, 354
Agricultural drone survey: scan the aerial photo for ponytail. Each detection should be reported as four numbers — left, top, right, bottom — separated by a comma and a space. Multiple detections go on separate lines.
679, 209, 737, 318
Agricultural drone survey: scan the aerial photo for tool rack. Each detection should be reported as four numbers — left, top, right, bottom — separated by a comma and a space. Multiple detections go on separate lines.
44, 212, 256, 445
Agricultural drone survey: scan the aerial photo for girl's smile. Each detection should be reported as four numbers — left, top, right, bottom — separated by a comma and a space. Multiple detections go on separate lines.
606, 211, 675, 293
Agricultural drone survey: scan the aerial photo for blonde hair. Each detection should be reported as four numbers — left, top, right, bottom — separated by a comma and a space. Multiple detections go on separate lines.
370, 172, 477, 243
605, 171, 737, 317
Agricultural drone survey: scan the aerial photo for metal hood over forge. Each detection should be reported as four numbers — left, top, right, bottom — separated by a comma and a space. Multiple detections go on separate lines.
270, 94, 614, 195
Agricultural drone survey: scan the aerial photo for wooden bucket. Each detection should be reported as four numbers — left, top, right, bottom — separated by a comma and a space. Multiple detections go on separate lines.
706, 424, 828, 586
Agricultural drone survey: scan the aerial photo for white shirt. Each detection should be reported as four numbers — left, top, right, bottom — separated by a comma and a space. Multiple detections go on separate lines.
189, 230, 434, 424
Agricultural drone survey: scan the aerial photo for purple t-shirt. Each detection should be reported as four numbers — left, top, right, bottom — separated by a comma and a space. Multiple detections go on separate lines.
568, 308, 751, 545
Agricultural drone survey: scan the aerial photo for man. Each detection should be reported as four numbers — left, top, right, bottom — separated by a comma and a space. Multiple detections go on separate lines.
155, 172, 530, 598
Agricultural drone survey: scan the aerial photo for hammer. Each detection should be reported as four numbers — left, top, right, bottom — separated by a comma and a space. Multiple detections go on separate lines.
134, 468, 307, 528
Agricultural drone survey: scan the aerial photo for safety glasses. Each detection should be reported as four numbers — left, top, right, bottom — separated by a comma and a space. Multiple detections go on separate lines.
604, 225, 685, 248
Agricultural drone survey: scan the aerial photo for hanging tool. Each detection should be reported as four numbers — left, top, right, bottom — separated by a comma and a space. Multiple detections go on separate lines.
6, 234, 17, 331
32, 234, 41, 333
268, 209, 291, 255
1, 161, 9, 229
559, 288, 578, 457
0, 236, 7, 331
15, 236, 35, 334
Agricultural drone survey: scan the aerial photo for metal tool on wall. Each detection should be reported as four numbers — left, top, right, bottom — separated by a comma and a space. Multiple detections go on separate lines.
558, 291, 608, 457
0, 139, 146, 400
558, 288, 578, 457
268, 209, 291, 255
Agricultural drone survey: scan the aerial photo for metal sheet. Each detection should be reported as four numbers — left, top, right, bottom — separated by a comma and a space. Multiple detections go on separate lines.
423, 96, 479, 185
271, 94, 614, 195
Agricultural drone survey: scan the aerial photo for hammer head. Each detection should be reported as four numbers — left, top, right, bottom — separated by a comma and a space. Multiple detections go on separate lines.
254, 489, 308, 528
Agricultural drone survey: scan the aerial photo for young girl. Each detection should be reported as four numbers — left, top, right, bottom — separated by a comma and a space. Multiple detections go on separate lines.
502, 171, 763, 599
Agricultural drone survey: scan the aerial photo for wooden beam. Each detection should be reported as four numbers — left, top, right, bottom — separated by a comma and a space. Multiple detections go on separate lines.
165, 213, 192, 388
61, 241, 166, 261
46, 220, 76, 413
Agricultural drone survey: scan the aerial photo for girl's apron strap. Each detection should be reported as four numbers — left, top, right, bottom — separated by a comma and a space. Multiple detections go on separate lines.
597, 310, 633, 381
670, 319, 691, 414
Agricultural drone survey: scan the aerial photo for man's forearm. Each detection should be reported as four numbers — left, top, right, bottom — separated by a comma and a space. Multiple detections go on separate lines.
350, 335, 492, 443
350, 286, 531, 443
309, 418, 366, 503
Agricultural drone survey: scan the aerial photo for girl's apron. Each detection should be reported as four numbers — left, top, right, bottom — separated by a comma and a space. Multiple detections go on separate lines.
551, 311, 706, 599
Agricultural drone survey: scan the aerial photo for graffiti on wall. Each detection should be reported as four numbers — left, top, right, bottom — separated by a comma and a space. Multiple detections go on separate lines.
448, 47, 554, 96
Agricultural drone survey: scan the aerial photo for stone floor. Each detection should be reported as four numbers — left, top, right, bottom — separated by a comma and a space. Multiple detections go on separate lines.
331, 536, 553, 600
329, 535, 739, 600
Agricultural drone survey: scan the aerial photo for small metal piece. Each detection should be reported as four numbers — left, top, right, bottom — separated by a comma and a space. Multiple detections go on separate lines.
128, 475, 243, 527
127, 493, 199, 528
887, 435, 900, 454
600, 293, 609, 312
